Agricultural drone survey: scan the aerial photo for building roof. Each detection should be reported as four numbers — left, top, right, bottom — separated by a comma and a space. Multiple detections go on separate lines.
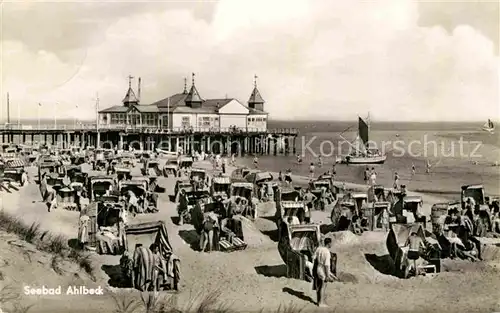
248, 86, 265, 104
99, 105, 129, 113
135, 105, 159, 113
248, 107, 268, 115
154, 93, 188, 108
184, 84, 203, 104
173, 98, 232, 113
122, 87, 139, 104
99, 79, 267, 115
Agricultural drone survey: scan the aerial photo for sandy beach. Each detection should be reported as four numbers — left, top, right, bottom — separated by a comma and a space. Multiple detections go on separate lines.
1, 159, 499, 313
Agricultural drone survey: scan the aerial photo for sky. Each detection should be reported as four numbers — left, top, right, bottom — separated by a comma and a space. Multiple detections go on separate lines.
1, 0, 499, 122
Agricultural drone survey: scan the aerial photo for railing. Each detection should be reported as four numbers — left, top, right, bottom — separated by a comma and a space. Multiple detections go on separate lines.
0, 124, 299, 135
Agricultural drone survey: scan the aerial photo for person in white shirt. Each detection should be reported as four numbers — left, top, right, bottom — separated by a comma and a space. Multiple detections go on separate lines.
369, 168, 377, 186
21, 170, 28, 186
312, 238, 336, 307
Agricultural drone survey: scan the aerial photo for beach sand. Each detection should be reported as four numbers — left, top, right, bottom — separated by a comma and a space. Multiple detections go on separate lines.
1, 160, 500, 312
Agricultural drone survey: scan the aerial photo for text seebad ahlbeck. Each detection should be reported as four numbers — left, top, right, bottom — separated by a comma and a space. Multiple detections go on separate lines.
23, 285, 104, 295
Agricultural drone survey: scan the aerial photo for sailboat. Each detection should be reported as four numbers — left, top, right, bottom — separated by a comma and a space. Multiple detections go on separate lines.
340, 115, 387, 165
482, 119, 495, 133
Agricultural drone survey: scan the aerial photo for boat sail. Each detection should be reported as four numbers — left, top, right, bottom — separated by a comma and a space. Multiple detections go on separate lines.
340, 115, 387, 165
482, 119, 495, 133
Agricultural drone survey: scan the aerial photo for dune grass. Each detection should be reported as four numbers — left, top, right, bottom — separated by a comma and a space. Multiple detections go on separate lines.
0, 284, 34, 313
0, 210, 95, 280
111, 289, 309, 313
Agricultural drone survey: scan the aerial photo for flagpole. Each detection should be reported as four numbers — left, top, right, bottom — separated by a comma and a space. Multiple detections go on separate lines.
167, 96, 171, 151
54, 103, 57, 129
17, 100, 20, 128
37, 103, 41, 130
74, 104, 78, 129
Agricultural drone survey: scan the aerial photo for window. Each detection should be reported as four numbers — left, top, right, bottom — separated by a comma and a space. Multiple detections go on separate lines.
142, 113, 157, 126
162, 115, 169, 128
202, 117, 211, 127
182, 116, 190, 128
111, 113, 126, 125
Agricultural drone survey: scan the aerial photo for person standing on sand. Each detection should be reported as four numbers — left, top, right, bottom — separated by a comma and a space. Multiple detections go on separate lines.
318, 156, 323, 168
393, 172, 400, 190
364, 167, 369, 184
21, 169, 28, 186
411, 163, 416, 175
285, 169, 293, 184
426, 160, 431, 173
370, 168, 377, 186
222, 157, 227, 174
312, 237, 336, 307
405, 232, 426, 278
303, 188, 317, 213
231, 153, 235, 166
309, 162, 315, 178
253, 156, 259, 168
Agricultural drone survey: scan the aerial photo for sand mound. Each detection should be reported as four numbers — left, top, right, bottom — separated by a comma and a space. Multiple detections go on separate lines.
233, 215, 274, 248
482, 244, 500, 261
324, 231, 360, 245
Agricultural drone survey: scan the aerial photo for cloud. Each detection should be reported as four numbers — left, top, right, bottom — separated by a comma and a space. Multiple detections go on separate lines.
1, 0, 498, 122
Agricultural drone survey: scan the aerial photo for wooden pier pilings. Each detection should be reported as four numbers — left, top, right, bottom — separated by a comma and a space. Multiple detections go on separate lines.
0, 125, 299, 156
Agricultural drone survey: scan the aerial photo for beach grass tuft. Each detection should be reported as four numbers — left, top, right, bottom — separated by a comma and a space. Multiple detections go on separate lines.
111, 292, 142, 313
110, 289, 306, 313
0, 210, 95, 279
0, 283, 34, 313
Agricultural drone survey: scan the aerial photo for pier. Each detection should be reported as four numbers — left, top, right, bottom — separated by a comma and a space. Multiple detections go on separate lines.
0, 124, 299, 156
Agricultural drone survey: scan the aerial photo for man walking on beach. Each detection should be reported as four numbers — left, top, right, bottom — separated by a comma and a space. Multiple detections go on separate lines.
312, 238, 336, 307
411, 163, 416, 175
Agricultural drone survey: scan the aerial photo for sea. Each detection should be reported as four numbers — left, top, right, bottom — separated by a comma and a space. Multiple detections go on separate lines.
2, 119, 499, 199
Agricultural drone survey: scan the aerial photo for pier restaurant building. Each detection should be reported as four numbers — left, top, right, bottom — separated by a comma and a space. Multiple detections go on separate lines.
99, 74, 268, 133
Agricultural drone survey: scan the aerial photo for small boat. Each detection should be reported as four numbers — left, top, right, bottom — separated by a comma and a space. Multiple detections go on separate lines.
482, 119, 495, 134
340, 115, 387, 165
